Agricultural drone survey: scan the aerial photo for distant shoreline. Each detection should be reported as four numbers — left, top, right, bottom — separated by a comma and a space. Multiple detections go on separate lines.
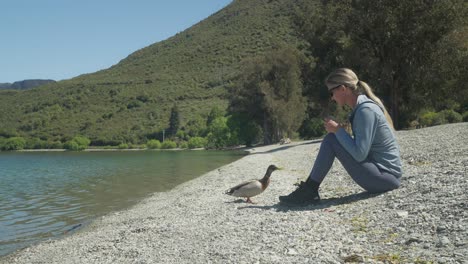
16, 148, 149, 152
12, 145, 252, 152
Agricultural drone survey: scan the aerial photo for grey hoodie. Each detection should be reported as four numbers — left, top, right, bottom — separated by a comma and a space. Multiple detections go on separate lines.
335, 95, 403, 178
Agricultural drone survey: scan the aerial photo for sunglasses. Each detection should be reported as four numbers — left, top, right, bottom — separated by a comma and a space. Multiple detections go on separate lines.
329, 84, 342, 97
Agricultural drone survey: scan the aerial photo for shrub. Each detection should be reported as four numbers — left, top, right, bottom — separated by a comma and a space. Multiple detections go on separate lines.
161, 140, 177, 149
73, 136, 91, 147
419, 109, 463, 127
175, 130, 188, 141
26, 138, 47, 149
1, 137, 26, 150
47, 141, 63, 149
439, 109, 462, 124
432, 113, 446, 126
188, 137, 208, 149
91, 138, 123, 147
419, 111, 444, 127
118, 143, 129, 149
463, 111, 468, 122
64, 136, 91, 151
299, 118, 326, 139
178, 141, 188, 149
147, 139, 161, 149
64, 141, 81, 151
127, 100, 142, 109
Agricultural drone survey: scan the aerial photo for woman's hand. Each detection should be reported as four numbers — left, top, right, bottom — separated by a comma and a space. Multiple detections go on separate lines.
324, 118, 341, 133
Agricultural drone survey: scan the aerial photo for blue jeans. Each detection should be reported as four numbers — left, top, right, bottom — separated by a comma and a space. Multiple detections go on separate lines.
308, 133, 400, 193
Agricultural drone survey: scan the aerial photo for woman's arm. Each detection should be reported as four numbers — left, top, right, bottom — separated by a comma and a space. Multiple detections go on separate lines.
334, 107, 378, 162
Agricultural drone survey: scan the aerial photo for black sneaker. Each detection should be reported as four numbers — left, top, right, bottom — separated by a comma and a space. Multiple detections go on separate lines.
279, 181, 321, 206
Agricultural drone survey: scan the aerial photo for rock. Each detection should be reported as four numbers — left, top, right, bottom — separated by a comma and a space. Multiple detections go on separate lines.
396, 210, 409, 218
343, 254, 364, 263
286, 248, 298, 255
437, 236, 451, 247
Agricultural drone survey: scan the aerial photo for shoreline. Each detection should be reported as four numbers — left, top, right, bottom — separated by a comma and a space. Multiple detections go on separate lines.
2, 123, 467, 263
13, 146, 251, 152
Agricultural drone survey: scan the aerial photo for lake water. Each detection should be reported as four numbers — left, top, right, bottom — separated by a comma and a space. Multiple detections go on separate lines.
0, 150, 245, 257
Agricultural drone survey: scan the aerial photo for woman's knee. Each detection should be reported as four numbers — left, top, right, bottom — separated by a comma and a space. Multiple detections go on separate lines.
323, 133, 338, 145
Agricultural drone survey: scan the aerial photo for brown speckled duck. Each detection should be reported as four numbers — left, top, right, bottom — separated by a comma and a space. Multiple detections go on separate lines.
225, 165, 280, 203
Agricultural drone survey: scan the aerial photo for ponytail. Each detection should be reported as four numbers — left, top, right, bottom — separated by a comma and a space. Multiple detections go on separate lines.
358, 80, 395, 130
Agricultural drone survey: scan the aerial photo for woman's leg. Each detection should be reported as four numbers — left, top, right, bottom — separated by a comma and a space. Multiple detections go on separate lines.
308, 133, 400, 193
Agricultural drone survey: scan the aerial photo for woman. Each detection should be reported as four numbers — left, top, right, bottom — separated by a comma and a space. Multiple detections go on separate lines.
279, 68, 402, 206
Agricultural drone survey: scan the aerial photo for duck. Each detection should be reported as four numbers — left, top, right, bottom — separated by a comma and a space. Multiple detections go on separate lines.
225, 165, 280, 203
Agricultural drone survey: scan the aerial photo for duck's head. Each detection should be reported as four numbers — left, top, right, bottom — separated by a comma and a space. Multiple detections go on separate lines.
266, 164, 281, 174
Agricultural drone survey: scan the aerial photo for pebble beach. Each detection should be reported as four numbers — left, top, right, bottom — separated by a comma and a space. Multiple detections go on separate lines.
2, 123, 467, 264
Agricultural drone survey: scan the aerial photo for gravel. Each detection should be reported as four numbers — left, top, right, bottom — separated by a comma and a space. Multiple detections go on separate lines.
2, 123, 467, 264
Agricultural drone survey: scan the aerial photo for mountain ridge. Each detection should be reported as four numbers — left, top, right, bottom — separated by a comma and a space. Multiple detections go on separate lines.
0, 79, 56, 90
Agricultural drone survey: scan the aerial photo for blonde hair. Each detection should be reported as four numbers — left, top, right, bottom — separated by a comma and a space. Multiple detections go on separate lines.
325, 68, 394, 129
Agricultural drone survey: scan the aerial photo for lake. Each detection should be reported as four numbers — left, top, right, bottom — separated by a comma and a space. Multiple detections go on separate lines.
0, 150, 245, 257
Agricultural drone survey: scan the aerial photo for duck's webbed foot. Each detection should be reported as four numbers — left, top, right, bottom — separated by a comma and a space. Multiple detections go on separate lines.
246, 197, 255, 204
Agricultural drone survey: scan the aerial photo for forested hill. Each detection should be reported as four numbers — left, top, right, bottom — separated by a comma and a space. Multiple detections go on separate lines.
0, 0, 302, 145
0, 0, 466, 148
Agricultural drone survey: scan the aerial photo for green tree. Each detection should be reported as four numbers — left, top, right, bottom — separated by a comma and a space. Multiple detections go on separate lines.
184, 116, 207, 138
206, 117, 231, 149
230, 46, 307, 144
227, 113, 262, 147
169, 104, 180, 137
293, 0, 348, 101
414, 28, 468, 120
343, 0, 467, 128
294, 0, 467, 129
206, 106, 225, 127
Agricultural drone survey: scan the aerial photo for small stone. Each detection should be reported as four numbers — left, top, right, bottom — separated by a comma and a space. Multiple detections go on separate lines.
405, 237, 422, 245
343, 254, 364, 263
287, 248, 298, 255
437, 236, 451, 247
396, 210, 409, 218
436, 225, 447, 233
455, 241, 466, 247
396, 227, 407, 233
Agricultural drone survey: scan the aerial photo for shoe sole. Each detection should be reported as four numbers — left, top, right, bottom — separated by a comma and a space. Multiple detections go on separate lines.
279, 198, 320, 207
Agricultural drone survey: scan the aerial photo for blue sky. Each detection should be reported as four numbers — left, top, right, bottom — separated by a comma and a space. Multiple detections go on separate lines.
0, 0, 232, 83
